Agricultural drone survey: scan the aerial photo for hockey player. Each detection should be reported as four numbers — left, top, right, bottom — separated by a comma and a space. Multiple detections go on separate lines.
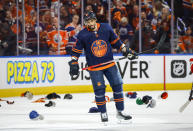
68, 11, 138, 123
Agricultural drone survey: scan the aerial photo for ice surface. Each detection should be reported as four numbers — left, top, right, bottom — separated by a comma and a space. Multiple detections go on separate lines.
0, 90, 193, 131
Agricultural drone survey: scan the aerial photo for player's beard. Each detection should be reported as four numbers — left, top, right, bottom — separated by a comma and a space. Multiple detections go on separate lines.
87, 24, 96, 31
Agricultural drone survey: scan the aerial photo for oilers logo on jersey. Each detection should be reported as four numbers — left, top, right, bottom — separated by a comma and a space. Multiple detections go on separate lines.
54, 34, 63, 45
119, 27, 128, 36
91, 40, 107, 57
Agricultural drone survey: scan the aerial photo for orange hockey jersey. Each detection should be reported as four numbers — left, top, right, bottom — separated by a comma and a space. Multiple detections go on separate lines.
182, 0, 193, 9
178, 35, 193, 53
47, 29, 75, 55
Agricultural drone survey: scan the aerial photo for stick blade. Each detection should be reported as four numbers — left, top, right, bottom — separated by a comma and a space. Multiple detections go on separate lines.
179, 101, 190, 113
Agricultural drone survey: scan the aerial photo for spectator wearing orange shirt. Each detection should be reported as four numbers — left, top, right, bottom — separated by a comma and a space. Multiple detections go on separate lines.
177, 26, 193, 53
46, 17, 75, 55
130, 5, 139, 30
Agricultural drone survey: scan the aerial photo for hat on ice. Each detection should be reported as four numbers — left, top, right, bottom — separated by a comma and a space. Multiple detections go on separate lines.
136, 97, 144, 105
64, 94, 73, 99
142, 95, 152, 104
21, 91, 33, 100
161, 92, 168, 99
125, 92, 137, 99
29, 110, 39, 120
88, 107, 99, 113
46, 92, 61, 99
29, 110, 44, 120
45, 101, 56, 107
147, 99, 156, 108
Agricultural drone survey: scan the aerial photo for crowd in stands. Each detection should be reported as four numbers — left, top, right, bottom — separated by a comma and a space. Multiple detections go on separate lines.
0, 0, 192, 56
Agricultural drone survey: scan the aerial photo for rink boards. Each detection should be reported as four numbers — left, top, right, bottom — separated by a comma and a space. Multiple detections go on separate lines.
0, 54, 192, 97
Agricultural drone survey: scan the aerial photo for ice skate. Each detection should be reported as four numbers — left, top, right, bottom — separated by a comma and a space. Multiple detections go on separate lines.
116, 111, 132, 123
100, 112, 108, 125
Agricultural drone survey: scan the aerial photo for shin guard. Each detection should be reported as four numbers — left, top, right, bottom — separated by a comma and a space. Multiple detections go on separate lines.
94, 88, 106, 113
112, 85, 124, 111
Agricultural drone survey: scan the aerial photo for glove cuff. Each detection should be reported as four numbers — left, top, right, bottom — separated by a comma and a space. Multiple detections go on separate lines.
120, 44, 126, 52
71, 56, 78, 61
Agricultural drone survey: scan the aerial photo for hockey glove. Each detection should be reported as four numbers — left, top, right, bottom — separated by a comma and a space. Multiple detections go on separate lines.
122, 47, 138, 60
68, 59, 80, 77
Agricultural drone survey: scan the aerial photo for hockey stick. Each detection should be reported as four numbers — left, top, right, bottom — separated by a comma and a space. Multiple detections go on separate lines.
179, 83, 193, 112
81, 47, 156, 71
32, 98, 46, 103
81, 32, 166, 71
18, 45, 33, 53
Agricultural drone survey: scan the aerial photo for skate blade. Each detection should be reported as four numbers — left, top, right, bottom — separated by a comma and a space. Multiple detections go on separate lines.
117, 119, 132, 124
101, 121, 108, 126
